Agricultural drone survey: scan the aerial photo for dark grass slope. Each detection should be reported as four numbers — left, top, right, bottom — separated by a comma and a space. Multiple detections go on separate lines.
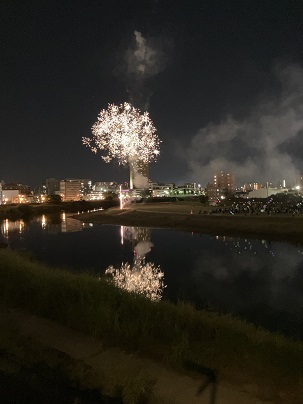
0, 249, 303, 401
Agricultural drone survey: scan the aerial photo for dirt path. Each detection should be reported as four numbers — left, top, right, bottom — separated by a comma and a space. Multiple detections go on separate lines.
0, 307, 273, 403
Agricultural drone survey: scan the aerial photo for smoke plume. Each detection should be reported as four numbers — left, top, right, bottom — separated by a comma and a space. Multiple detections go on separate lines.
124, 30, 170, 110
185, 64, 303, 186
133, 173, 149, 189
134, 241, 154, 258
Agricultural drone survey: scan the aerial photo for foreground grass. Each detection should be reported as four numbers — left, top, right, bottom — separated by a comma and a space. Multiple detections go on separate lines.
0, 249, 303, 401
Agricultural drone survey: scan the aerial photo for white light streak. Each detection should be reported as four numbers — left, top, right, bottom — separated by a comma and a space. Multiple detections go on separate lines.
119, 184, 123, 209
120, 225, 124, 245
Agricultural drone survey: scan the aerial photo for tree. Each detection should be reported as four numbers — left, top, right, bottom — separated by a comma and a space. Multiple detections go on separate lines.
48, 194, 62, 204
199, 195, 209, 204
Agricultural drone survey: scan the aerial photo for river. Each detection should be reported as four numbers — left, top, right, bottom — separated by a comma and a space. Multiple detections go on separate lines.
1, 212, 303, 340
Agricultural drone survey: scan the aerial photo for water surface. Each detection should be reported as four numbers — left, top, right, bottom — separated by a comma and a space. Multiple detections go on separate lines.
1, 213, 303, 339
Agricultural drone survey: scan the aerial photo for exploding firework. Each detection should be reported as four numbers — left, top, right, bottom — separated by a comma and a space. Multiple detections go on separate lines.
105, 262, 166, 301
83, 102, 160, 165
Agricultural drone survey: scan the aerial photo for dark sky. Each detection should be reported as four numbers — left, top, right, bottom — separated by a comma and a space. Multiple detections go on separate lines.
2, 0, 303, 188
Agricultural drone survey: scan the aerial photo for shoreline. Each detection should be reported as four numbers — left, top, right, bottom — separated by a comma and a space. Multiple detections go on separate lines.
75, 203, 303, 244
0, 200, 119, 221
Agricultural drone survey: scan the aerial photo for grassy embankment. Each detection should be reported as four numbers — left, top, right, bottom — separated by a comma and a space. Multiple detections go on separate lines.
1, 249, 303, 402
76, 201, 303, 244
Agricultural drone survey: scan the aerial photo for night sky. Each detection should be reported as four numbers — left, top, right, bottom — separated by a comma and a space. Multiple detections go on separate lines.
2, 0, 303, 188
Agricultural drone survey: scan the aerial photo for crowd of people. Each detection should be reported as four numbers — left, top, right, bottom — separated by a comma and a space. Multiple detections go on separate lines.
208, 195, 303, 216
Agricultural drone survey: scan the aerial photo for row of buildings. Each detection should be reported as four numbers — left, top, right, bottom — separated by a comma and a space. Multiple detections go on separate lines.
1, 172, 303, 204
0, 178, 205, 204
0, 179, 108, 204
205, 171, 303, 202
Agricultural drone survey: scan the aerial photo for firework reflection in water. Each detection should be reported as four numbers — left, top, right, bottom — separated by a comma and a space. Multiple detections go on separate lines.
107, 226, 165, 301
105, 262, 165, 301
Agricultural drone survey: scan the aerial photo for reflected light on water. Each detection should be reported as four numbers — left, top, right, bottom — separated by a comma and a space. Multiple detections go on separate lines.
1, 219, 25, 238
110, 226, 165, 300
105, 262, 166, 301
19, 220, 24, 234
4, 219, 9, 237
1, 212, 94, 239
120, 225, 124, 245
41, 215, 46, 229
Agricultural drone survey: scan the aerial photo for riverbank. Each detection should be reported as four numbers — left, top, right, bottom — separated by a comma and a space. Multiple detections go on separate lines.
0, 248, 302, 402
0, 200, 119, 222
76, 202, 303, 244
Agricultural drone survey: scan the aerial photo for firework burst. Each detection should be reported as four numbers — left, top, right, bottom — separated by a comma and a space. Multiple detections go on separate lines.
83, 102, 160, 165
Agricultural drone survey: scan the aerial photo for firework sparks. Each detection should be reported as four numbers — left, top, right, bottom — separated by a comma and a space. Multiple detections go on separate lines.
83, 102, 160, 165
105, 262, 166, 301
